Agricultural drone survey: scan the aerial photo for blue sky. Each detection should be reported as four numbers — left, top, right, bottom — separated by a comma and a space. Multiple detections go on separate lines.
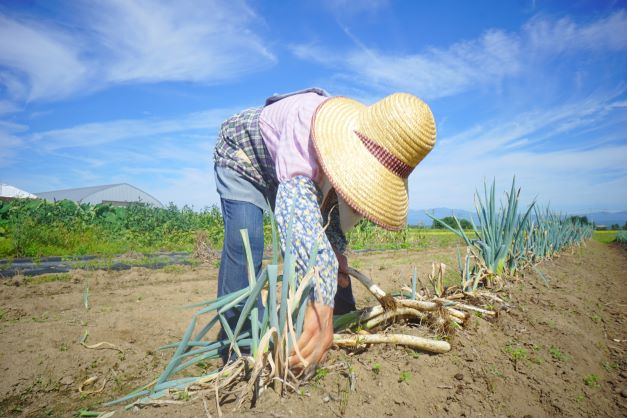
1, 0, 626, 213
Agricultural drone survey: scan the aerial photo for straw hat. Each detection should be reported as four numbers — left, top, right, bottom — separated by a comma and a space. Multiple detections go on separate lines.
311, 93, 436, 231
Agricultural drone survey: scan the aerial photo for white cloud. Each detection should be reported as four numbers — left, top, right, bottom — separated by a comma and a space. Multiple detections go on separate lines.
292, 11, 627, 99
608, 99, 627, 109
88, 0, 275, 85
0, 132, 22, 167
524, 10, 627, 53
152, 141, 214, 164
0, 0, 275, 105
322, 0, 389, 15
29, 107, 236, 151
0, 119, 29, 167
291, 29, 522, 99
4, 107, 230, 207
137, 166, 219, 209
0, 120, 28, 133
411, 142, 627, 213
409, 91, 627, 212
0, 15, 88, 102
437, 88, 624, 154
70, 168, 104, 184
348, 29, 521, 99
0, 131, 22, 167
0, 100, 21, 115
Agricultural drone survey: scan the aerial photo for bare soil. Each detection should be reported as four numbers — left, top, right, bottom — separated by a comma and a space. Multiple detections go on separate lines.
0, 241, 625, 417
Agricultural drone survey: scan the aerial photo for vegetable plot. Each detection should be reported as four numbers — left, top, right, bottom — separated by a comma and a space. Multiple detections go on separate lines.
103, 180, 593, 413
105, 198, 492, 413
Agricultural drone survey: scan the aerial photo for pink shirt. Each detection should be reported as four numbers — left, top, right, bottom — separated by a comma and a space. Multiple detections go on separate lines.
259, 92, 328, 183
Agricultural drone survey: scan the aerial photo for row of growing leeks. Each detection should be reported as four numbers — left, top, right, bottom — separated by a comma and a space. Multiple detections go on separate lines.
429, 178, 593, 293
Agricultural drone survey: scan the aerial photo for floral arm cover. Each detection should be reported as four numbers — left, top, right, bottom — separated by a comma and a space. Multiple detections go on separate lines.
274, 176, 341, 306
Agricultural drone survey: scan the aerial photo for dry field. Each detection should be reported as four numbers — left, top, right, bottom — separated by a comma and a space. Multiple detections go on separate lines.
0, 241, 625, 417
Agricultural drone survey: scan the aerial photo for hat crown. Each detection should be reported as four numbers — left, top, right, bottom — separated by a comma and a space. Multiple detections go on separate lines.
357, 93, 436, 168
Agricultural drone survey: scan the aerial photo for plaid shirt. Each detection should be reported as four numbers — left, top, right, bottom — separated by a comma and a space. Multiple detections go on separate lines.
213, 107, 278, 194
213, 87, 330, 193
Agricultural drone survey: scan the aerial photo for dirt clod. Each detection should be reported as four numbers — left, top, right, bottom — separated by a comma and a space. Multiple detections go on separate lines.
59, 375, 74, 386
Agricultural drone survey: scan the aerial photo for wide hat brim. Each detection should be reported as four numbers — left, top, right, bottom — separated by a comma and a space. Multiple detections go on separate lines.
312, 97, 409, 231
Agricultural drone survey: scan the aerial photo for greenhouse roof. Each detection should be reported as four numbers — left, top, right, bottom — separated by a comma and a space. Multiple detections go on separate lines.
0, 183, 37, 199
36, 183, 163, 207
36, 184, 122, 202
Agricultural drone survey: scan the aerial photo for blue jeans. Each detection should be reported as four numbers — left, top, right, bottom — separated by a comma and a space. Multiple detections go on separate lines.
217, 198, 265, 355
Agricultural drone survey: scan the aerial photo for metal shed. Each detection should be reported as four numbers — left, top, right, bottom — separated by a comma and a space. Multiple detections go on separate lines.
36, 183, 164, 208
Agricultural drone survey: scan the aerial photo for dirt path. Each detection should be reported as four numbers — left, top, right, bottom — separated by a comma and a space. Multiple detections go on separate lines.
0, 242, 625, 417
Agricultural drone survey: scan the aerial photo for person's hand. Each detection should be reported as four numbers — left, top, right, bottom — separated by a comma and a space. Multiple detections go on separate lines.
288, 302, 334, 370
334, 248, 350, 289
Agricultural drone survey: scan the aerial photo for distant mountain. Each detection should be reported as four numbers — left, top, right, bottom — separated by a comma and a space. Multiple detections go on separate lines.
408, 208, 627, 228
584, 211, 627, 227
408, 208, 478, 227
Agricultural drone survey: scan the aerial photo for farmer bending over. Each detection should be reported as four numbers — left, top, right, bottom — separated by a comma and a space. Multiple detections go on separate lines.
213, 88, 436, 368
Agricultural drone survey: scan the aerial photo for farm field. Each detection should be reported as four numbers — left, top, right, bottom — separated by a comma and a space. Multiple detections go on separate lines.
592, 230, 619, 244
0, 240, 625, 417
2, 2, 626, 418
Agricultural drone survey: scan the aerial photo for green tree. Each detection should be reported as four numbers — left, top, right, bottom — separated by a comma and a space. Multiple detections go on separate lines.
568, 215, 590, 225
432, 216, 472, 230
610, 224, 620, 230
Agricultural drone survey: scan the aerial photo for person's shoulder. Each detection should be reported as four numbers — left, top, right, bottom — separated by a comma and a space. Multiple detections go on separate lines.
264, 87, 331, 106
271, 92, 328, 109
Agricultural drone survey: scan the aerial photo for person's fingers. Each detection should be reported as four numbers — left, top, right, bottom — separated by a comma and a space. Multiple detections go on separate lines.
289, 309, 320, 355
289, 335, 319, 367
300, 335, 321, 360
289, 304, 319, 363
289, 340, 330, 369
288, 353, 311, 369
288, 323, 317, 366
289, 350, 316, 369
289, 328, 312, 358
289, 327, 329, 367
289, 303, 334, 369
296, 326, 313, 346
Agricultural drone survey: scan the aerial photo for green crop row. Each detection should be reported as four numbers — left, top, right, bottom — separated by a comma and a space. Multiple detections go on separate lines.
0, 199, 226, 258
430, 179, 593, 292
1, 197, 473, 259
